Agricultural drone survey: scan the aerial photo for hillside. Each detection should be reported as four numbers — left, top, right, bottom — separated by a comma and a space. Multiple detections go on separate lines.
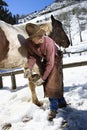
18, 0, 87, 46
18, 0, 86, 23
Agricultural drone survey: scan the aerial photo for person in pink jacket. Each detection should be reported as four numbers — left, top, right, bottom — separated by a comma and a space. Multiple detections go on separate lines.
25, 23, 66, 121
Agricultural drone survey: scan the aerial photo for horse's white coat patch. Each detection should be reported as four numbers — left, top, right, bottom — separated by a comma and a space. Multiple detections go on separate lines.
0, 20, 52, 69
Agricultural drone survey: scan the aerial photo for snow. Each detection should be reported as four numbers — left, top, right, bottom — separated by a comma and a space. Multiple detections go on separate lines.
0, 54, 87, 130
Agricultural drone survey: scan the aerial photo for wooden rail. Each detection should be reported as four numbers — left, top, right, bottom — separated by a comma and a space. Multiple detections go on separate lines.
0, 69, 24, 89
63, 42, 87, 57
0, 60, 87, 89
63, 60, 87, 68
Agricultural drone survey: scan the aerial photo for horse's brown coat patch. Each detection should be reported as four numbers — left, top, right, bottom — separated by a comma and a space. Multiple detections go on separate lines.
0, 27, 9, 62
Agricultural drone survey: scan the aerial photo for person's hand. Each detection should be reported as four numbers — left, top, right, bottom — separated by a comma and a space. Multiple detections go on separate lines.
24, 68, 32, 78
34, 78, 44, 86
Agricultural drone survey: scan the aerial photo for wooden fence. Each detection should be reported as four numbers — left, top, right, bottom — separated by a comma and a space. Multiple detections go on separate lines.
0, 59, 87, 89
0, 69, 24, 89
63, 42, 87, 57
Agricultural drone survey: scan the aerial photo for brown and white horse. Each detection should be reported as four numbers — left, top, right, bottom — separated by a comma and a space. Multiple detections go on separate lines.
0, 15, 70, 106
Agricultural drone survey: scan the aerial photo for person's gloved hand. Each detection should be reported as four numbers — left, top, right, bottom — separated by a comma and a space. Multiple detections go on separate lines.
34, 78, 44, 86
24, 68, 32, 78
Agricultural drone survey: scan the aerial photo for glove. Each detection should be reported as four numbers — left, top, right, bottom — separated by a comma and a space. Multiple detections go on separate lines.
24, 68, 32, 78
34, 78, 44, 86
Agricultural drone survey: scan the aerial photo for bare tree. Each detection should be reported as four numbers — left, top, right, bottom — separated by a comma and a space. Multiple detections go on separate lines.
72, 7, 83, 42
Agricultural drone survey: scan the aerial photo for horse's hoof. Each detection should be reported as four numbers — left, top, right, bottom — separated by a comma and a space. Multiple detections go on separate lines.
34, 101, 43, 107
37, 101, 43, 106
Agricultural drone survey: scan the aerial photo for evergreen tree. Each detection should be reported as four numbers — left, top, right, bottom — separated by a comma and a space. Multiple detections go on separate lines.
0, 0, 18, 24
0, 0, 7, 6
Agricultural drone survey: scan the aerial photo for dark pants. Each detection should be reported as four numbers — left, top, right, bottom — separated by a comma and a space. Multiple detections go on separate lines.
49, 97, 66, 111
49, 98, 58, 111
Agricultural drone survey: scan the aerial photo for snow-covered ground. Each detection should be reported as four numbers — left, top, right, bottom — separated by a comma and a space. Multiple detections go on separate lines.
0, 54, 87, 130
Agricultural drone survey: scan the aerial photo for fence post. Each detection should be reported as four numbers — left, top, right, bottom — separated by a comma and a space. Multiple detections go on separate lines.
0, 76, 3, 88
11, 73, 16, 89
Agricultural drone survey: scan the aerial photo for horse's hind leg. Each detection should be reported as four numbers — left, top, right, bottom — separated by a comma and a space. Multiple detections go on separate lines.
28, 80, 43, 106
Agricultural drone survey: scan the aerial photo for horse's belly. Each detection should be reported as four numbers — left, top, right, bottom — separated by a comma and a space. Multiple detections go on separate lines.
0, 52, 27, 69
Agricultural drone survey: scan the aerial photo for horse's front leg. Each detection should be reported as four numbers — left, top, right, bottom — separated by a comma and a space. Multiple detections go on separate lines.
28, 79, 43, 106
